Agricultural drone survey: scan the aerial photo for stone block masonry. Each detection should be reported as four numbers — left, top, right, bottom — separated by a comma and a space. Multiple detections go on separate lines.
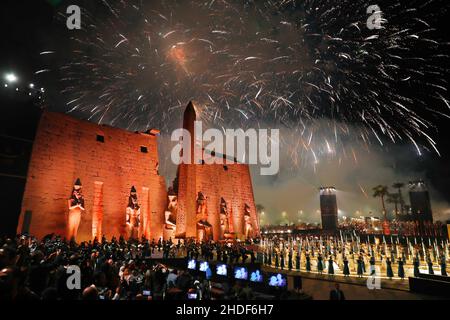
17, 111, 167, 241
16, 104, 260, 242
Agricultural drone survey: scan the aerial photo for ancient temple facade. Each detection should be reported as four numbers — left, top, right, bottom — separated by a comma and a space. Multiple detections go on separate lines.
170, 103, 260, 241
16, 103, 260, 242
16, 111, 167, 241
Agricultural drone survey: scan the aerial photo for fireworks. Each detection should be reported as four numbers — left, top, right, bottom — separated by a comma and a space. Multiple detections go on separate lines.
37, 0, 449, 167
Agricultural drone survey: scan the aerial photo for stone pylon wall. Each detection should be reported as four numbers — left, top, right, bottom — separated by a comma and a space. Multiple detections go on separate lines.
176, 155, 259, 241
17, 111, 167, 241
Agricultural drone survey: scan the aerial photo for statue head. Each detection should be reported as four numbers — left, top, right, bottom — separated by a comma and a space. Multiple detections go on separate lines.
73, 178, 82, 190
197, 192, 206, 205
244, 204, 251, 216
71, 178, 83, 199
128, 186, 139, 209
168, 195, 177, 208
167, 187, 178, 210
220, 198, 228, 215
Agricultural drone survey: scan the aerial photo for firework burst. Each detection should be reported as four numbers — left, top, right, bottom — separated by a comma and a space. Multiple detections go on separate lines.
37, 0, 449, 167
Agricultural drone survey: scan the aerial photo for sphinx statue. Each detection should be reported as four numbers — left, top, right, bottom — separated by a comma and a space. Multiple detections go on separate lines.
126, 186, 141, 240
164, 187, 177, 239
196, 192, 212, 241
243, 204, 253, 239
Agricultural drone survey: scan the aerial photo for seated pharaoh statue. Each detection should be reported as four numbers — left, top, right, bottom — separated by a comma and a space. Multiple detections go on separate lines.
164, 187, 177, 239
244, 204, 253, 239
219, 197, 235, 240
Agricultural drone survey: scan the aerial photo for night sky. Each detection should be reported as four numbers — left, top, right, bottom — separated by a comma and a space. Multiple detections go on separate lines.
1, 0, 450, 223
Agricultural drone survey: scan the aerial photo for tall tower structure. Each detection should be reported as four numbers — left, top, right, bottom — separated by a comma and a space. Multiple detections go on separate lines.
408, 180, 433, 223
319, 186, 338, 232
176, 101, 198, 238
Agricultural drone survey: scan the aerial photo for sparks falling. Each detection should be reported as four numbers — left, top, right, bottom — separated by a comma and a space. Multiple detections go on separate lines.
37, 0, 449, 168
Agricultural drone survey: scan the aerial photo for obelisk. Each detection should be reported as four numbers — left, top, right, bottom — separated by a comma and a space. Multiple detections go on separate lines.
176, 101, 198, 239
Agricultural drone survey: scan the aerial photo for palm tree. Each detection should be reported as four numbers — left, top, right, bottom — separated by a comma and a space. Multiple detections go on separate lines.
256, 204, 265, 213
387, 193, 401, 218
373, 185, 389, 220
392, 182, 405, 214
256, 204, 265, 227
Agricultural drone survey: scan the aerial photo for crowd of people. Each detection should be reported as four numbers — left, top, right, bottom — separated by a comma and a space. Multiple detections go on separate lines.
339, 219, 445, 237
7, 231, 445, 301
0, 234, 273, 301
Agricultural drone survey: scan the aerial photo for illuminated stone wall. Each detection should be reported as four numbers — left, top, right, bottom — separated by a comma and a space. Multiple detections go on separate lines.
17, 111, 167, 241
176, 154, 260, 241
16, 108, 260, 242
175, 102, 260, 241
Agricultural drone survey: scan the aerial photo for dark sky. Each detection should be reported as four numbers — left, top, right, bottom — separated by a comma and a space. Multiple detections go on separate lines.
1, 0, 450, 222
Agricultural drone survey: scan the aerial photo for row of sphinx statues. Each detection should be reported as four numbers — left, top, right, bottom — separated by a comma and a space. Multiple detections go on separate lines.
67, 179, 254, 241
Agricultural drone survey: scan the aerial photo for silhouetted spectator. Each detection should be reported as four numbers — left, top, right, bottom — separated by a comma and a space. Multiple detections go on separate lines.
329, 283, 345, 300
